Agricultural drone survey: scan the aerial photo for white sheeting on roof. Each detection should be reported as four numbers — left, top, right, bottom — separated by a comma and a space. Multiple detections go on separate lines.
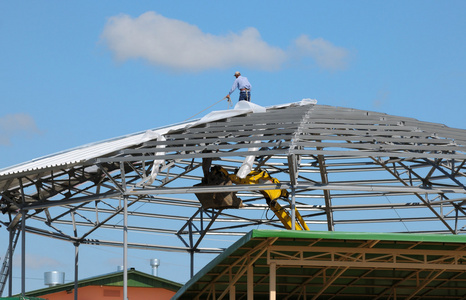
0, 101, 278, 177
0, 122, 191, 176
192, 100, 266, 126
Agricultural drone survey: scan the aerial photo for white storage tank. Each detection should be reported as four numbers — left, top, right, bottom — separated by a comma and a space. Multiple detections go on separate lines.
44, 271, 65, 287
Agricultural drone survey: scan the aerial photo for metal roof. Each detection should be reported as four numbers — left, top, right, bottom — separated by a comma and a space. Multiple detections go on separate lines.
1, 100, 465, 237
0, 101, 268, 179
0, 122, 194, 178
1, 100, 466, 295
174, 229, 466, 299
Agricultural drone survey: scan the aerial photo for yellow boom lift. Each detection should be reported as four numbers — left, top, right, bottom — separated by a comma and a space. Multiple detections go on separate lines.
195, 166, 309, 230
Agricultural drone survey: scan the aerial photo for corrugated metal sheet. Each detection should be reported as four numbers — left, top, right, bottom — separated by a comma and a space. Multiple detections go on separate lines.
0, 122, 191, 177
0, 100, 270, 177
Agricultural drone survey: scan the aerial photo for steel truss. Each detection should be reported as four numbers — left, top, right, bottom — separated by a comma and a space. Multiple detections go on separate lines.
179, 233, 466, 299
1, 102, 466, 294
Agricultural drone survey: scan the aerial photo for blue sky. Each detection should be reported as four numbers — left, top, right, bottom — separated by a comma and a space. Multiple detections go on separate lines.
1, 0, 466, 294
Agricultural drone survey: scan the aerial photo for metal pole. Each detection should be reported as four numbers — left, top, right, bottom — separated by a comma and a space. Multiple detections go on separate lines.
19, 179, 26, 297
8, 229, 13, 296
188, 220, 195, 278
288, 154, 298, 230
190, 251, 194, 278
123, 196, 128, 300
74, 243, 79, 300
291, 186, 296, 230
21, 211, 26, 296
120, 161, 128, 300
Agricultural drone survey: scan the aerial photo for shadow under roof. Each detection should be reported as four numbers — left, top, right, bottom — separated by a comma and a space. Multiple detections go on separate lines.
174, 229, 466, 299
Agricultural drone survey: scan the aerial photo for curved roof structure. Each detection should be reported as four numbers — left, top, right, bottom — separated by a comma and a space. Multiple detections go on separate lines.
1, 100, 466, 293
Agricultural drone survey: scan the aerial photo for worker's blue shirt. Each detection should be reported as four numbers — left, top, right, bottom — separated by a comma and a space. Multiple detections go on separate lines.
229, 76, 252, 95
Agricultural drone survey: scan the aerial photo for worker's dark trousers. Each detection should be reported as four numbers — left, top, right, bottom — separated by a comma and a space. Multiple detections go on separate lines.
239, 91, 251, 102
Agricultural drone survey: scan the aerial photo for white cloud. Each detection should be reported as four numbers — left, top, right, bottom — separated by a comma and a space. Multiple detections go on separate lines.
100, 12, 350, 72
0, 113, 41, 146
293, 35, 350, 71
13, 253, 62, 269
100, 11, 287, 71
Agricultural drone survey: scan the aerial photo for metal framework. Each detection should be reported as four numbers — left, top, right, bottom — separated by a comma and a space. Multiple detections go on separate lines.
1, 101, 465, 296
175, 230, 466, 299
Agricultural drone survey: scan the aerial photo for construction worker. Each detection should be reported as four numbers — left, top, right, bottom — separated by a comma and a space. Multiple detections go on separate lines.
226, 71, 251, 102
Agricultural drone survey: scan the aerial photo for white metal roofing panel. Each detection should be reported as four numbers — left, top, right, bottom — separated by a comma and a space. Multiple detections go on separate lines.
0, 101, 274, 177
0, 123, 187, 177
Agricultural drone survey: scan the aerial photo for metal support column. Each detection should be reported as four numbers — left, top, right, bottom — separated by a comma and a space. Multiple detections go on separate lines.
290, 187, 296, 230
317, 152, 334, 231
8, 229, 13, 297
74, 243, 79, 300
119, 162, 129, 300
19, 179, 27, 297
190, 251, 194, 278
189, 221, 194, 278
123, 196, 128, 300
20, 211, 26, 296
288, 154, 298, 230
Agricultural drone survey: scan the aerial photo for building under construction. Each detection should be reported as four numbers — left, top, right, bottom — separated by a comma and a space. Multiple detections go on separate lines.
1, 100, 466, 299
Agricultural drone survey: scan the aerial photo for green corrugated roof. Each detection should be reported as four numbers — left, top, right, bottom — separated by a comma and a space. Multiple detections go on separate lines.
250, 229, 466, 243
24, 269, 181, 297
174, 229, 466, 299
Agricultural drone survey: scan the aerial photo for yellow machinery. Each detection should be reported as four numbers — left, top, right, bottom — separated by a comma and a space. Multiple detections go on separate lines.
229, 170, 309, 230
194, 166, 243, 209
199, 166, 309, 230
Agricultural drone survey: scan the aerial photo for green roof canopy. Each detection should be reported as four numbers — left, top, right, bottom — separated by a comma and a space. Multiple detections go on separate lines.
174, 229, 466, 299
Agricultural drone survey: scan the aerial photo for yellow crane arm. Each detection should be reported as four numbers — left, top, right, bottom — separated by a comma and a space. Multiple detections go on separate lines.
268, 200, 310, 230
229, 169, 309, 231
